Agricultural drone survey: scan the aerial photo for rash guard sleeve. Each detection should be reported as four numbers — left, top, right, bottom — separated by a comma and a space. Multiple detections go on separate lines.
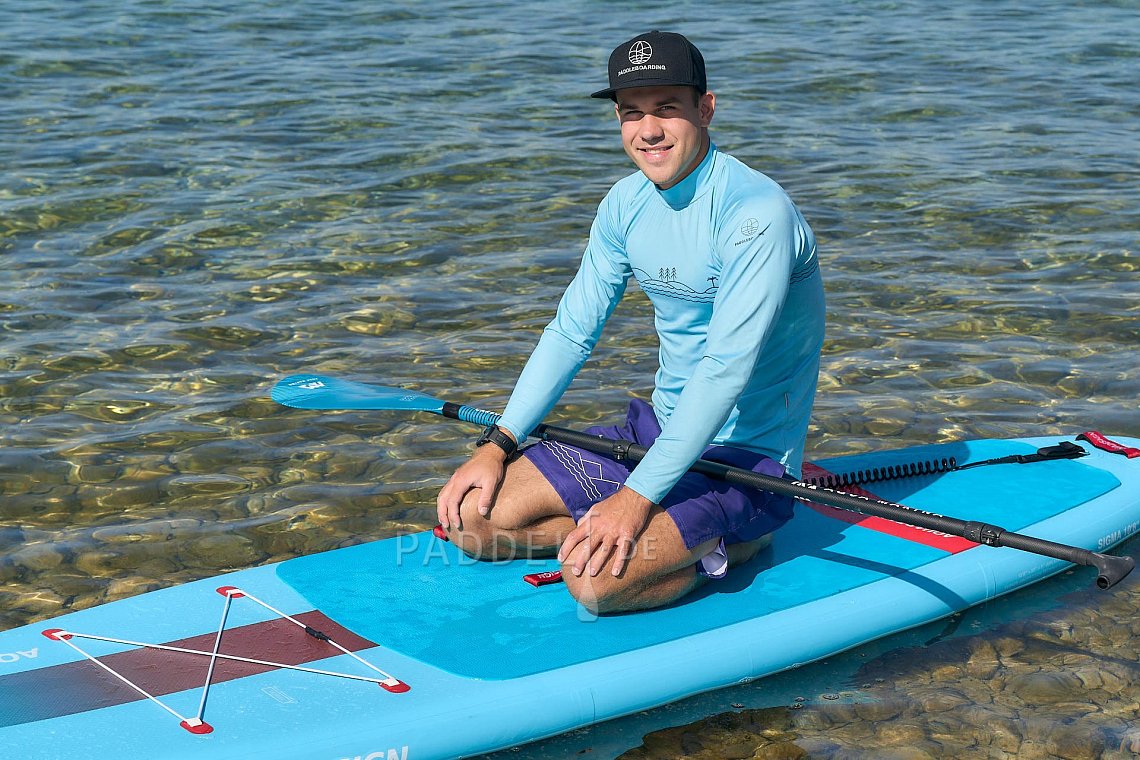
495, 193, 631, 443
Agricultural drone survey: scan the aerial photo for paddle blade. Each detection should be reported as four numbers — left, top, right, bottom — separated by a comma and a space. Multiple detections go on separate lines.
271, 375, 446, 414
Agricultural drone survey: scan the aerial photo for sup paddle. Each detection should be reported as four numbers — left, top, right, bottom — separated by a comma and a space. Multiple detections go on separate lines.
271, 374, 1135, 590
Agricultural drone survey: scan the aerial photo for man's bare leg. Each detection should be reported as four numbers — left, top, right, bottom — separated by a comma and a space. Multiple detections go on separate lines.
444, 455, 576, 561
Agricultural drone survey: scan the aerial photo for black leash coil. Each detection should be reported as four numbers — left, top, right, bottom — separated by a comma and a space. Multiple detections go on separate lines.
805, 441, 1087, 490
805, 457, 958, 489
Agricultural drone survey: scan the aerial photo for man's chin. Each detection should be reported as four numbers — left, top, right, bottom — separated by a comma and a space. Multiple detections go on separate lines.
636, 164, 676, 188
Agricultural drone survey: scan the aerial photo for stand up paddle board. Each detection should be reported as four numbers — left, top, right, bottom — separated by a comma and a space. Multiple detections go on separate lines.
2, 434, 1137, 759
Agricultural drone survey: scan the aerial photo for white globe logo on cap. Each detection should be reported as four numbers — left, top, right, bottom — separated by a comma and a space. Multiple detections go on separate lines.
628, 40, 653, 65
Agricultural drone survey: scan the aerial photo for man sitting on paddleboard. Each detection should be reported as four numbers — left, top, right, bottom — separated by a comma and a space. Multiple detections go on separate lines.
437, 31, 825, 613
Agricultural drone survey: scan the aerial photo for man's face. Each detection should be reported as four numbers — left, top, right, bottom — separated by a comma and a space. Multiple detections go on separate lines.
615, 85, 716, 190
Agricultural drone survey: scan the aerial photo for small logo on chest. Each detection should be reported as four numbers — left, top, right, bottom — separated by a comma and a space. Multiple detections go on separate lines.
735, 218, 770, 246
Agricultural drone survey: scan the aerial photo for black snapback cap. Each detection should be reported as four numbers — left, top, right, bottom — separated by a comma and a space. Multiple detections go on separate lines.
591, 31, 707, 100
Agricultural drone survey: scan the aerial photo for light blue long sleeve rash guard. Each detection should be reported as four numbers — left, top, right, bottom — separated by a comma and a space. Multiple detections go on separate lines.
497, 144, 825, 504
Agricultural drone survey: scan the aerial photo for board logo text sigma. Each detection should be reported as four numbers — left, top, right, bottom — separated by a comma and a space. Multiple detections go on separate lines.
1098, 520, 1139, 550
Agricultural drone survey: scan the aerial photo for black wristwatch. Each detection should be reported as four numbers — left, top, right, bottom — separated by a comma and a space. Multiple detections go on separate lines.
476, 425, 517, 458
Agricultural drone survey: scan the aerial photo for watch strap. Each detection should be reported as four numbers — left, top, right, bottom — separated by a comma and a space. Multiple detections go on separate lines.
476, 425, 517, 458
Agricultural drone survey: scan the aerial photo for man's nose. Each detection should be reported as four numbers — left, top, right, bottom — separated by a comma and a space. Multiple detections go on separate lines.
638, 114, 665, 141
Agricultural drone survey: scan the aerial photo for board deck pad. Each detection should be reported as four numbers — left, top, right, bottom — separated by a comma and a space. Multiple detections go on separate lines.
276, 441, 1120, 680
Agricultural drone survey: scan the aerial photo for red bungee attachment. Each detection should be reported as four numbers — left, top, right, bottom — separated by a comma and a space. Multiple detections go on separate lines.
216, 586, 245, 598
42, 628, 72, 640
179, 718, 214, 734
380, 679, 411, 693
432, 524, 449, 541
1078, 432, 1140, 459
523, 570, 564, 587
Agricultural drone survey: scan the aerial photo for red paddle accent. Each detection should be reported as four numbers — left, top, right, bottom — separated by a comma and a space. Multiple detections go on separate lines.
42, 629, 71, 641
1078, 431, 1140, 459
380, 680, 411, 693
180, 719, 214, 734
523, 570, 564, 587
432, 524, 449, 541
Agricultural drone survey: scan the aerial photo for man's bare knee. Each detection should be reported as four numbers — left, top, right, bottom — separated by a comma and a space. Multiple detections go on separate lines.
447, 489, 567, 561
561, 570, 624, 615
560, 562, 701, 615
446, 493, 505, 561
448, 521, 499, 561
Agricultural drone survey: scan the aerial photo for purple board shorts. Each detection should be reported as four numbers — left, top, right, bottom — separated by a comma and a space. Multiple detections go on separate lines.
522, 399, 795, 575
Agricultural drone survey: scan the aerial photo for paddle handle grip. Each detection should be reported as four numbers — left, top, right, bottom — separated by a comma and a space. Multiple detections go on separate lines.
443, 402, 501, 429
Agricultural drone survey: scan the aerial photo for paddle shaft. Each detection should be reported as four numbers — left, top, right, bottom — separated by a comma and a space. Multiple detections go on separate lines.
438, 404, 1133, 589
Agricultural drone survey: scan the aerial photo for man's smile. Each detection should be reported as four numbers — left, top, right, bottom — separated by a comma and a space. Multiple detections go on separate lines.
639, 145, 674, 161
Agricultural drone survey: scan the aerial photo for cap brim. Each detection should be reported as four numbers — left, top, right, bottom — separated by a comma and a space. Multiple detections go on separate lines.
590, 78, 705, 100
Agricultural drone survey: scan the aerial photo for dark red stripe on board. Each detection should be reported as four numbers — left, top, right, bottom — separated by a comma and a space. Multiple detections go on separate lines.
0, 611, 375, 728
801, 463, 978, 554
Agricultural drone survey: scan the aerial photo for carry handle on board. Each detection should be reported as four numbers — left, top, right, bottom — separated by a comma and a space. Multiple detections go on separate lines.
271, 375, 1135, 590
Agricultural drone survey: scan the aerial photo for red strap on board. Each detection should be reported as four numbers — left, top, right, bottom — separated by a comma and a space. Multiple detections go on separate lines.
523, 570, 564, 587
1078, 431, 1140, 459
380, 679, 411, 693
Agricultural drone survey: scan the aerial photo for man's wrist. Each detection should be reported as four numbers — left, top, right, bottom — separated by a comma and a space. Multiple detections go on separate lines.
618, 485, 654, 510
476, 425, 518, 458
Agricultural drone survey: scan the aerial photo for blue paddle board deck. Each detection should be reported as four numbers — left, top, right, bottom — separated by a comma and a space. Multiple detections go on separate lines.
1, 435, 1137, 759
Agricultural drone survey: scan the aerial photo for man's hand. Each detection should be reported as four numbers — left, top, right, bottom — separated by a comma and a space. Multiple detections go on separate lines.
436, 445, 508, 531
558, 487, 653, 578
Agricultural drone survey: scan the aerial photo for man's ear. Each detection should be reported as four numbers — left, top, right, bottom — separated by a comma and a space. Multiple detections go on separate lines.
699, 91, 716, 128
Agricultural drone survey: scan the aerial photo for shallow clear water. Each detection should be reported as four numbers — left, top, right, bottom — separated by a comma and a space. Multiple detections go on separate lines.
1, 0, 1138, 756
